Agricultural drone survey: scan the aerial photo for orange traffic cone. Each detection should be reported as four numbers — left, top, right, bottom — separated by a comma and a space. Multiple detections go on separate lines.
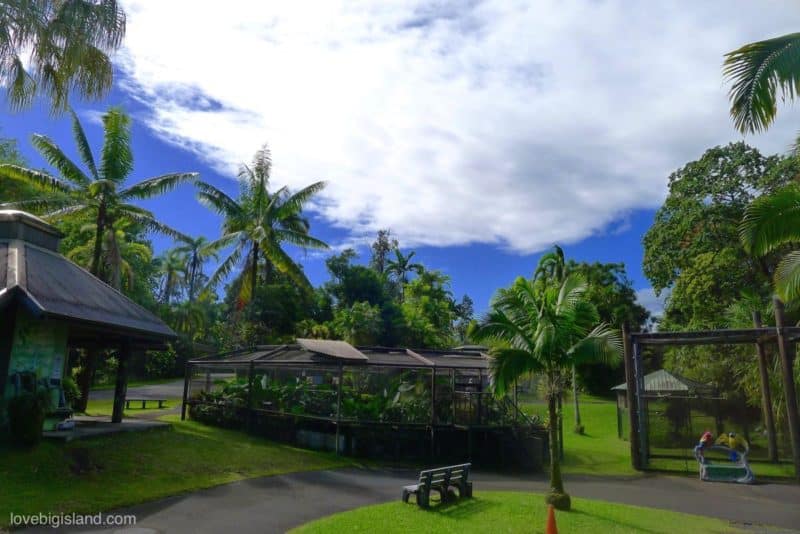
545, 504, 558, 534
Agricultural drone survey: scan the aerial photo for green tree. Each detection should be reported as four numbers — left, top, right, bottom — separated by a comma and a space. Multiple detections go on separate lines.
387, 248, 423, 297
0, 0, 126, 112
174, 235, 219, 302
156, 248, 187, 305
470, 255, 622, 511
370, 229, 398, 275
197, 145, 328, 302
333, 301, 383, 346
0, 107, 197, 283
723, 32, 800, 134
401, 269, 456, 348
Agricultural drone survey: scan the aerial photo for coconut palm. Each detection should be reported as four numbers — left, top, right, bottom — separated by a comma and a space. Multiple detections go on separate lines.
0, 107, 197, 282
157, 248, 187, 305
387, 249, 424, 285
197, 144, 328, 302
174, 235, 219, 302
0, 0, 126, 112
723, 32, 800, 134
470, 265, 621, 511
66, 218, 151, 291
739, 184, 800, 301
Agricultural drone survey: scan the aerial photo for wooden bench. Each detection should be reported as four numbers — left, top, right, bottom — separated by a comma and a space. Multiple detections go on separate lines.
125, 398, 167, 409
402, 463, 473, 508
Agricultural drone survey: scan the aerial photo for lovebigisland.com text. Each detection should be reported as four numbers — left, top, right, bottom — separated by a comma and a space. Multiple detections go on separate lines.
9, 512, 136, 530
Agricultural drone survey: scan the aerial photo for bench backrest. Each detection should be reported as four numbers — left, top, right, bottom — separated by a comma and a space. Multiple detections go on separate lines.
417, 463, 471, 488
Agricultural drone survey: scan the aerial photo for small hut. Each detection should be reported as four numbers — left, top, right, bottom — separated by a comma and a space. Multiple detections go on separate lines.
612, 369, 715, 440
0, 210, 175, 432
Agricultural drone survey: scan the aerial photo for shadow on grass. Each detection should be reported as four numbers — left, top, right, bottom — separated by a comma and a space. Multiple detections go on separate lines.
414, 496, 496, 520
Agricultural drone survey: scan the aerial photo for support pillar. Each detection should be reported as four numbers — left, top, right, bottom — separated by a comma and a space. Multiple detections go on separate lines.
773, 297, 800, 480
0, 303, 18, 399
111, 342, 131, 424
753, 311, 778, 463
181, 361, 190, 421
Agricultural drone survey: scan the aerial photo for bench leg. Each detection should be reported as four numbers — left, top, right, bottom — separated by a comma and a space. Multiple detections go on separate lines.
460, 482, 473, 498
402, 489, 411, 503
159, 401, 165, 409
141, 400, 146, 409
417, 489, 430, 509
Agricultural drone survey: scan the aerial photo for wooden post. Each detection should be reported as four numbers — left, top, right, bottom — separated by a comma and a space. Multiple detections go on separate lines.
181, 361, 190, 421
430, 368, 436, 425
111, 341, 131, 424
632, 339, 648, 467
451, 368, 456, 425
246, 361, 255, 431
753, 310, 779, 463
622, 323, 641, 469
0, 303, 18, 399
773, 297, 800, 480
336, 363, 343, 455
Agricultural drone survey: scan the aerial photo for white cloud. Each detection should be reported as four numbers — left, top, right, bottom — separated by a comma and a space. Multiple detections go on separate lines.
116, 0, 800, 253
636, 287, 671, 319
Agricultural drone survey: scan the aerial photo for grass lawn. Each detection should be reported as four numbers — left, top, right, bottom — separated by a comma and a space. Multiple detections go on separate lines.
0, 417, 353, 528
81, 397, 181, 417
89, 377, 180, 391
520, 394, 636, 476
520, 394, 795, 479
291, 491, 742, 533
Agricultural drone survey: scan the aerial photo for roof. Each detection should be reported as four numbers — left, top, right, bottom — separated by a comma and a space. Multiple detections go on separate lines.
0, 216, 175, 342
193, 341, 491, 370
612, 369, 714, 394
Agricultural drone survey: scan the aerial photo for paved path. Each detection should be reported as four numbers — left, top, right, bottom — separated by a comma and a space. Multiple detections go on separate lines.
89, 380, 185, 401
53, 468, 800, 533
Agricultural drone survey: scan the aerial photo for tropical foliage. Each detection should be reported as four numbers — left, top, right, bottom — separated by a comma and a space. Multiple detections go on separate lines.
470, 248, 622, 510
0, 0, 126, 112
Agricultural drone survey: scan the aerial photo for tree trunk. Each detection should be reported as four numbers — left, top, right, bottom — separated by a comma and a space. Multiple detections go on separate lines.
250, 242, 259, 298
753, 310, 779, 463
75, 348, 99, 412
188, 254, 198, 302
111, 343, 131, 423
773, 297, 800, 480
546, 390, 571, 510
572, 366, 582, 431
90, 204, 106, 278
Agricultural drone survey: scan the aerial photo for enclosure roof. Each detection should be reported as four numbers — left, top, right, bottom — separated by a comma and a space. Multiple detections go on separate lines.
630, 327, 800, 345
612, 369, 714, 394
0, 239, 176, 342
193, 342, 491, 370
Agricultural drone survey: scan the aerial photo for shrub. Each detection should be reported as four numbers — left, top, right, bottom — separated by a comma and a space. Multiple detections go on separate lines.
8, 390, 51, 447
61, 376, 81, 409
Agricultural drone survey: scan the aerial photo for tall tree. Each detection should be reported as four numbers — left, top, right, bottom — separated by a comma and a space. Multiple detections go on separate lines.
370, 228, 398, 275
174, 235, 219, 302
0, 107, 197, 283
156, 248, 187, 305
723, 32, 800, 134
470, 255, 621, 511
0, 0, 126, 112
198, 144, 328, 302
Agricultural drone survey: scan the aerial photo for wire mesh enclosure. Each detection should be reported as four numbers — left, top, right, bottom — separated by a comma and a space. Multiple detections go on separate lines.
623, 326, 800, 480
182, 340, 547, 469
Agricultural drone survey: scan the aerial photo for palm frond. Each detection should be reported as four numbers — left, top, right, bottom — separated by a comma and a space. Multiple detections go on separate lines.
68, 107, 99, 179
724, 32, 800, 134
99, 107, 133, 181
206, 243, 244, 290
0, 164, 71, 193
567, 324, 622, 367
739, 185, 800, 256
120, 172, 198, 200
31, 134, 91, 187
488, 347, 543, 396
275, 181, 326, 218
775, 250, 800, 302
195, 181, 242, 217
274, 229, 329, 250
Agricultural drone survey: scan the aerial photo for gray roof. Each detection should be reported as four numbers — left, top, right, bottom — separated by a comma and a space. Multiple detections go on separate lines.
197, 342, 490, 370
612, 369, 713, 394
0, 214, 175, 341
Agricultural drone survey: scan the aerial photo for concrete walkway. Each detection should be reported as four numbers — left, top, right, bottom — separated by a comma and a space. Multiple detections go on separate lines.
51, 468, 800, 533
89, 380, 185, 401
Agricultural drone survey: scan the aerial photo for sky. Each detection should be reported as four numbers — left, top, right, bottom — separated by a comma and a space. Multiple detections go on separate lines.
3, 0, 800, 318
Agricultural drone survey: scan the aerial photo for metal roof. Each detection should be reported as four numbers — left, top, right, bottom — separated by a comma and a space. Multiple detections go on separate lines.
612, 369, 714, 394
297, 338, 368, 360
195, 342, 490, 370
0, 230, 175, 341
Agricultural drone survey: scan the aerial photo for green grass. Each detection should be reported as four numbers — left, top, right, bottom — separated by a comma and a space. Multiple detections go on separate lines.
291, 491, 743, 533
520, 394, 636, 476
81, 398, 180, 417
520, 394, 795, 479
0, 417, 353, 528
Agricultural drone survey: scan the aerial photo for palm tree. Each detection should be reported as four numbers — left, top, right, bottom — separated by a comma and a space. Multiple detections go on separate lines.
66, 218, 151, 291
470, 263, 621, 511
0, 0, 126, 112
739, 184, 800, 301
0, 107, 197, 282
174, 235, 219, 302
723, 32, 800, 134
157, 248, 187, 305
387, 248, 424, 299
197, 144, 328, 302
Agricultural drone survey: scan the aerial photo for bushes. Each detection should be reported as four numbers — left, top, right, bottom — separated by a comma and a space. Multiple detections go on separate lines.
7, 391, 51, 447
61, 376, 81, 410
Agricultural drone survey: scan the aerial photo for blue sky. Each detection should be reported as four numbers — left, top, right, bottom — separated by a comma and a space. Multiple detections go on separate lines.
3, 1, 800, 317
